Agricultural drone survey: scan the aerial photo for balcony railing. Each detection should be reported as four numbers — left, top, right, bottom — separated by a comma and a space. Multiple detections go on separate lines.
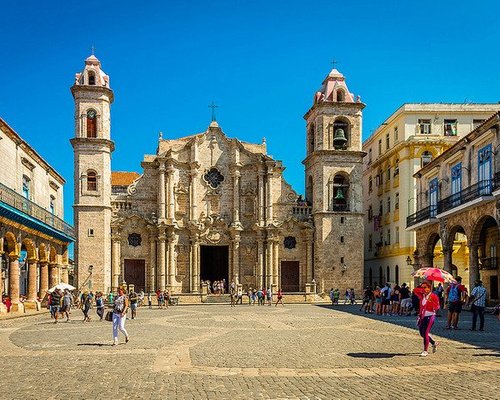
0, 182, 74, 238
480, 257, 498, 270
437, 179, 492, 215
406, 205, 436, 227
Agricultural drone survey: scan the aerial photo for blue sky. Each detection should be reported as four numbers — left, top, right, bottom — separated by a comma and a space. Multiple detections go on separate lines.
1, 0, 500, 226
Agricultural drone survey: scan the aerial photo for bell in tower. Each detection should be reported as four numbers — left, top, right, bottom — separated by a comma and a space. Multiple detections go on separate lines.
333, 128, 348, 150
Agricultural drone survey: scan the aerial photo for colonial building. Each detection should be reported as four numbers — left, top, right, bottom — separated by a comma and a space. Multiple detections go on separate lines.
363, 104, 500, 288
408, 112, 500, 301
72, 55, 365, 297
0, 118, 74, 312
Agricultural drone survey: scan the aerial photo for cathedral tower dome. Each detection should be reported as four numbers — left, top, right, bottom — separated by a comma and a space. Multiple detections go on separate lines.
73, 54, 111, 89
314, 68, 357, 104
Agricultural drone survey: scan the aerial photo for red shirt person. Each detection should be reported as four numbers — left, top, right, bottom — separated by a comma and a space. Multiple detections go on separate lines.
413, 281, 440, 356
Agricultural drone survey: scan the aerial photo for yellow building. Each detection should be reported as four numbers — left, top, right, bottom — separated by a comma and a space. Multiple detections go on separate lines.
363, 104, 500, 288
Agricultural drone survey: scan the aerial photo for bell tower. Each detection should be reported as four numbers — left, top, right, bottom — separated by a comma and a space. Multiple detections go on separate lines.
70, 54, 114, 293
303, 67, 365, 292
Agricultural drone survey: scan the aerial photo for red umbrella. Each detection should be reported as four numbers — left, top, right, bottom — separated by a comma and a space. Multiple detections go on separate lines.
411, 267, 456, 283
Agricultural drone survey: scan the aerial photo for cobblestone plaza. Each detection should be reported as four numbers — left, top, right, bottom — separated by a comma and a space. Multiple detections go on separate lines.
0, 304, 499, 399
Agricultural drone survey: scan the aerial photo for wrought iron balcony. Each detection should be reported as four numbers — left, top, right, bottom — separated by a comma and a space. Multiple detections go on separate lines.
479, 257, 498, 270
406, 205, 436, 227
437, 179, 492, 215
0, 182, 74, 240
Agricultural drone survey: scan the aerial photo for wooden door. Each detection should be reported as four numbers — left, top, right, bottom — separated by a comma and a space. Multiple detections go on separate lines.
281, 261, 300, 292
124, 259, 146, 292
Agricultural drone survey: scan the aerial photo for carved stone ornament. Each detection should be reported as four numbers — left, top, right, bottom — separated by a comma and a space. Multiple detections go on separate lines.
284, 236, 297, 249
128, 233, 142, 247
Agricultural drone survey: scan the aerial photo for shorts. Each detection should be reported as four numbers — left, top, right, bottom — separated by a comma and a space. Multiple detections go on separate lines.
448, 302, 462, 314
130, 303, 137, 310
382, 298, 390, 305
401, 298, 412, 308
50, 305, 60, 314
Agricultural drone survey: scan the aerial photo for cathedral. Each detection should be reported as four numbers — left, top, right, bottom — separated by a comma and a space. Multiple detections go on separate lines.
71, 55, 365, 299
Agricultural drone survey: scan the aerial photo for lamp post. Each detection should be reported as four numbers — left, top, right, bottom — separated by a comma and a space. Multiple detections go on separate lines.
406, 251, 421, 288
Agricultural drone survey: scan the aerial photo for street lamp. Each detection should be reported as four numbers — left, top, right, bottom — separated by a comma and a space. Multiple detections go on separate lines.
88, 265, 93, 290
406, 251, 421, 288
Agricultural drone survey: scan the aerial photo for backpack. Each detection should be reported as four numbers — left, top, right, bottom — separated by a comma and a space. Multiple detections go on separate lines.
448, 285, 460, 303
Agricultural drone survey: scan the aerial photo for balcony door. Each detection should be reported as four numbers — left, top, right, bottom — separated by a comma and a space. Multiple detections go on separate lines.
429, 178, 438, 217
478, 144, 492, 195
451, 163, 462, 206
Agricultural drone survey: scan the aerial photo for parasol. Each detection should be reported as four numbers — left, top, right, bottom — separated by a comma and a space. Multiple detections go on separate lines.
411, 267, 456, 283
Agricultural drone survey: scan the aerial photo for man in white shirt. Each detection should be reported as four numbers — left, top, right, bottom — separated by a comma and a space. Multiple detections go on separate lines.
469, 280, 487, 331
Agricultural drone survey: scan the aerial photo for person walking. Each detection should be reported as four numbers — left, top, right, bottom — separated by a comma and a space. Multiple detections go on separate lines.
469, 280, 487, 331
414, 281, 440, 357
50, 289, 62, 324
445, 276, 467, 329
80, 291, 92, 322
230, 287, 236, 307
61, 289, 73, 322
147, 292, 152, 309
266, 287, 272, 306
95, 292, 105, 321
129, 290, 138, 319
112, 287, 129, 345
275, 288, 284, 307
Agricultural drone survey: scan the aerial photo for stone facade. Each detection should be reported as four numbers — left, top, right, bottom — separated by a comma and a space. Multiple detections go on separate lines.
409, 113, 500, 301
72, 58, 365, 296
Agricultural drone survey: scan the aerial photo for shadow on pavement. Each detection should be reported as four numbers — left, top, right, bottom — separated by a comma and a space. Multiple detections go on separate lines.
347, 352, 416, 358
77, 343, 114, 347
316, 304, 500, 354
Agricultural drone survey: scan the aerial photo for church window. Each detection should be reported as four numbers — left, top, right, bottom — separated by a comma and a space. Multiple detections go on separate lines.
332, 173, 349, 211
284, 236, 297, 249
309, 123, 315, 152
128, 233, 142, 247
86, 109, 97, 138
421, 151, 433, 167
418, 119, 432, 134
306, 176, 313, 204
203, 167, 224, 189
88, 71, 96, 85
336, 90, 345, 102
87, 170, 97, 191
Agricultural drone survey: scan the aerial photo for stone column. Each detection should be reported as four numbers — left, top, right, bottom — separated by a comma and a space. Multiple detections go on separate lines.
157, 231, 166, 290
27, 259, 38, 301
257, 236, 264, 289
61, 265, 69, 284
149, 235, 156, 292
273, 239, 279, 289
442, 247, 452, 273
167, 166, 175, 221
232, 234, 240, 284
49, 263, 58, 288
111, 234, 121, 291
232, 169, 241, 223
306, 238, 313, 285
167, 233, 176, 289
8, 255, 20, 307
266, 239, 273, 289
190, 238, 200, 293
190, 167, 199, 220
195, 240, 200, 291
39, 261, 49, 297
266, 170, 274, 224
469, 243, 480, 288
158, 164, 166, 220
258, 168, 265, 225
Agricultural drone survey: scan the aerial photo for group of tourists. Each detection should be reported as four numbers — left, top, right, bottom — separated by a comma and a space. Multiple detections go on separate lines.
243, 287, 284, 306
205, 279, 227, 295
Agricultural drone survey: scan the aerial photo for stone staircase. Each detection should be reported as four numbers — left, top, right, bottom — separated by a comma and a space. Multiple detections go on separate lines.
205, 294, 231, 304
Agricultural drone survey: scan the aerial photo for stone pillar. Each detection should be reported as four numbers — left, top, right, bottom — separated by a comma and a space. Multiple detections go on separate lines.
258, 169, 265, 225
190, 167, 198, 220
167, 233, 176, 289
149, 235, 156, 292
167, 166, 175, 221
195, 240, 200, 291
157, 232, 166, 290
27, 259, 38, 301
158, 164, 166, 220
273, 239, 279, 289
442, 246, 452, 273
232, 170, 241, 223
39, 261, 49, 297
61, 265, 69, 284
469, 243, 479, 288
190, 238, 200, 293
257, 236, 264, 289
111, 234, 121, 291
306, 238, 313, 285
266, 171, 273, 224
8, 255, 20, 307
49, 263, 58, 288
266, 240, 273, 289
232, 234, 240, 284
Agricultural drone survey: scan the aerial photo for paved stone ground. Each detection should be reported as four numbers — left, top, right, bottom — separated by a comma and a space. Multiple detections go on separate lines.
0, 303, 499, 399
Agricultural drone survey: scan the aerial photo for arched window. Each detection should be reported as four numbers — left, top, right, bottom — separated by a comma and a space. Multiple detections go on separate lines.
306, 175, 313, 204
395, 265, 399, 284
421, 151, 433, 167
332, 173, 349, 211
88, 71, 96, 85
87, 170, 97, 191
86, 109, 97, 138
309, 123, 315, 152
386, 266, 391, 283
336, 90, 345, 102
332, 119, 350, 150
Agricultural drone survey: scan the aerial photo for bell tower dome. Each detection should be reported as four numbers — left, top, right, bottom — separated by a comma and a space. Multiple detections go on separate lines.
303, 66, 365, 294
70, 54, 114, 293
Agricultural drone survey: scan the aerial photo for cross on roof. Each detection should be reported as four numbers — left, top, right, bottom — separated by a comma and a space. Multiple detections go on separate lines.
91, 45, 96, 55
208, 101, 218, 122
331, 59, 338, 69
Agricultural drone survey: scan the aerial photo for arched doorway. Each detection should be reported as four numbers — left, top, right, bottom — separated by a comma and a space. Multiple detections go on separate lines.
473, 216, 499, 300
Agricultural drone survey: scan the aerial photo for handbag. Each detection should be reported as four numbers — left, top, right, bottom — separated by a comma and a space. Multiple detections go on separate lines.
105, 311, 113, 322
